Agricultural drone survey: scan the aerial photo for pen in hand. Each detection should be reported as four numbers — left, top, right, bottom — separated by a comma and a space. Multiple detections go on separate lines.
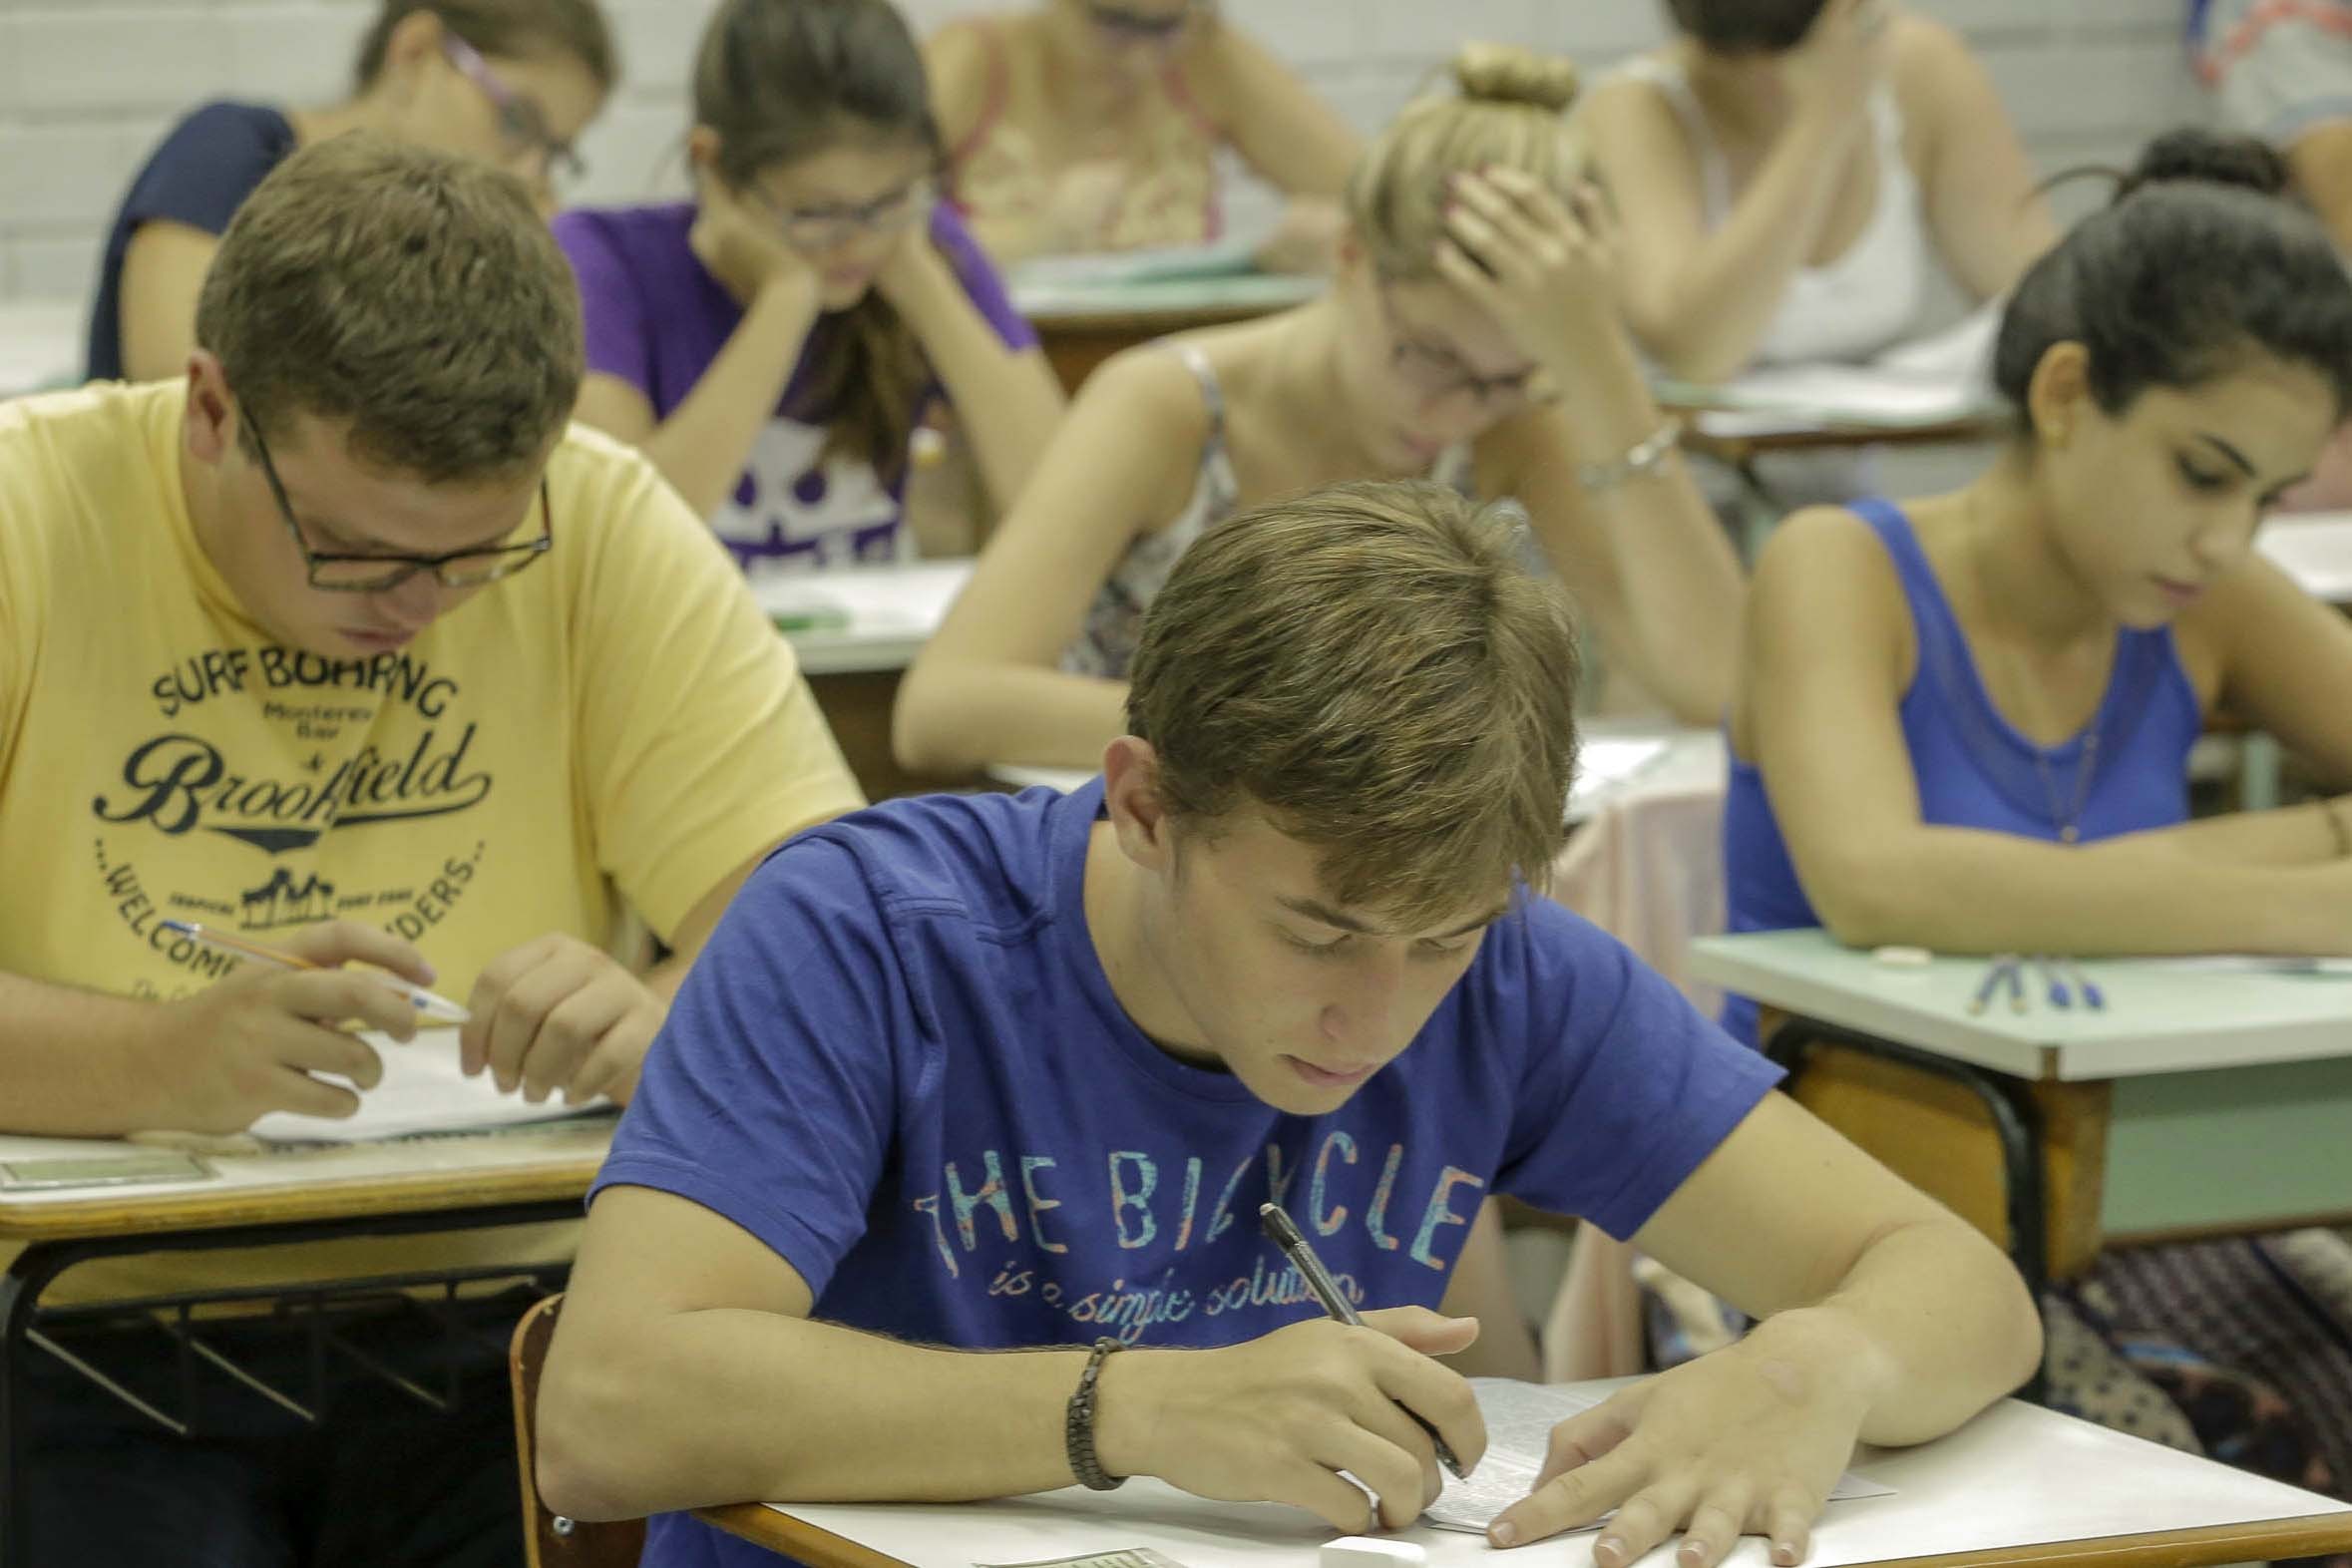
1259, 1201, 1467, 1481
158, 920, 472, 1025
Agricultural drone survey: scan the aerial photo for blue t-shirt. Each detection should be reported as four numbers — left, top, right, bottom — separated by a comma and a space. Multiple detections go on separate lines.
1721, 499, 2200, 1041
597, 781, 1784, 1568
552, 200, 1036, 571
88, 102, 297, 382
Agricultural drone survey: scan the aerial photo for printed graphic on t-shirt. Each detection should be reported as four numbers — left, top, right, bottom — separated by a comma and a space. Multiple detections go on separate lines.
713, 419, 906, 571
909, 1131, 1487, 1344
86, 643, 497, 997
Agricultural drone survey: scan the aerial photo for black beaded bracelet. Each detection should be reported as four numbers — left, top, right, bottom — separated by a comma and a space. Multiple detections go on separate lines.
1063, 1338, 1126, 1491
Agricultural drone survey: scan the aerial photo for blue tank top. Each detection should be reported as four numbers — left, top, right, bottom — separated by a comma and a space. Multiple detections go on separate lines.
1719, 499, 2201, 1042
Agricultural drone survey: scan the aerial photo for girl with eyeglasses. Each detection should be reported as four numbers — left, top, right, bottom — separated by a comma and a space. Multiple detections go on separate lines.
895, 43, 1746, 777
925, 0, 1361, 271
89, 0, 613, 385
556, 0, 1063, 570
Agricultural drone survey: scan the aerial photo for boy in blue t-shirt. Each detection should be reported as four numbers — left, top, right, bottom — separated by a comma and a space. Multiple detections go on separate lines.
544, 480, 2043, 1565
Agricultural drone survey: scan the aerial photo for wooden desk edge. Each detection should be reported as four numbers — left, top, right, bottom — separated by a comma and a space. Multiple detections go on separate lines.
700, 1503, 906, 1568
0, 1157, 603, 1242
696, 1503, 2352, 1568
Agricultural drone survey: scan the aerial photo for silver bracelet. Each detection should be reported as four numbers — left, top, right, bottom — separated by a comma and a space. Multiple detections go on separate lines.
1577, 417, 1684, 493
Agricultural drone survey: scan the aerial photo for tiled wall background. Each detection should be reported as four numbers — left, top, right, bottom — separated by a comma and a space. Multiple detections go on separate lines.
0, 0, 2206, 303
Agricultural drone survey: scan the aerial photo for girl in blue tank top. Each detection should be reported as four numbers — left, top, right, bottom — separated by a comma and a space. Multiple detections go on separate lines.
1723, 128, 2352, 1505
1724, 136, 2352, 1044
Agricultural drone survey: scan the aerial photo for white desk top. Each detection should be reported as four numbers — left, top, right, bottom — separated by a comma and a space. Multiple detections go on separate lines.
1687, 928, 2352, 1082
0, 298, 84, 399
989, 730, 1723, 826
751, 559, 974, 676
2259, 512, 2352, 603
766, 1392, 2350, 1568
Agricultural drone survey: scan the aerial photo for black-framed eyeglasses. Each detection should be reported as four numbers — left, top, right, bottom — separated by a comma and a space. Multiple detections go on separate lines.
1373, 283, 1553, 411
442, 32, 588, 187
1080, 0, 1205, 43
744, 173, 939, 254
244, 415, 554, 593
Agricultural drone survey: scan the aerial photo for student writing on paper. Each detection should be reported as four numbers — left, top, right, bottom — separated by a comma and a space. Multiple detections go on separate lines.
925, 0, 1362, 272
88, 0, 614, 384
558, 0, 1063, 567
543, 482, 2040, 1566
0, 139, 863, 1565
1581, 0, 2057, 385
1723, 138, 2352, 1500
894, 45, 1746, 776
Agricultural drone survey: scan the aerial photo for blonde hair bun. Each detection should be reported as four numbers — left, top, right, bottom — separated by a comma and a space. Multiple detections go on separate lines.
1449, 41, 1581, 115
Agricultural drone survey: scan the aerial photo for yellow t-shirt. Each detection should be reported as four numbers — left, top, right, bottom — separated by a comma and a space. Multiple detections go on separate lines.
0, 381, 866, 1301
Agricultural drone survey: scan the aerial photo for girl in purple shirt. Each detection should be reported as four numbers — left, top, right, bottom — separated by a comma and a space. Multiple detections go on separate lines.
555, 0, 1063, 571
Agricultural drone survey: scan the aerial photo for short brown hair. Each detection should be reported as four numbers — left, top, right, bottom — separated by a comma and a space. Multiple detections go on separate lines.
1126, 481, 1582, 927
195, 134, 585, 485
355, 0, 617, 92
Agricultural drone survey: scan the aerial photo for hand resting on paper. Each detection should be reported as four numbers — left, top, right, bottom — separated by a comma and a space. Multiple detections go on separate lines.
463, 933, 661, 1108
1487, 1322, 1872, 1564
1092, 1307, 1488, 1534
148, 919, 429, 1134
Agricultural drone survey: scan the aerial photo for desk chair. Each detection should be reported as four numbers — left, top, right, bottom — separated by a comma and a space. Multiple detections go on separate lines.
509, 1294, 647, 1568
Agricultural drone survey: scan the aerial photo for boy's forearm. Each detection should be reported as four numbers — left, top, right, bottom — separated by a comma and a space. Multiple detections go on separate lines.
538, 1308, 1101, 1519
1748, 1219, 2041, 1449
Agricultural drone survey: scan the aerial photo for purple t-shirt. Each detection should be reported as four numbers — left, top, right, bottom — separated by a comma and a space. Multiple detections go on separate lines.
595, 781, 1784, 1568
552, 200, 1034, 570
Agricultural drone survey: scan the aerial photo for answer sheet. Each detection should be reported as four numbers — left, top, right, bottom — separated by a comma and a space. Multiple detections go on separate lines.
1423, 1380, 1892, 1534
245, 1027, 609, 1144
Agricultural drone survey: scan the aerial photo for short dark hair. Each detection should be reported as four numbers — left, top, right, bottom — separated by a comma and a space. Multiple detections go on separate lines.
1127, 481, 1582, 927
195, 135, 585, 485
1662, 0, 1828, 53
355, 0, 617, 92
1993, 158, 2352, 435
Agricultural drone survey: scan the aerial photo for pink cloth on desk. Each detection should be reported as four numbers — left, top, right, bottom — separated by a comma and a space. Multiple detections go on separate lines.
1539, 773, 1728, 1381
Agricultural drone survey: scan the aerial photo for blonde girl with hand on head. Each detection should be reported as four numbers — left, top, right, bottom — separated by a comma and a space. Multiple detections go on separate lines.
556, 0, 1063, 568
90, 0, 613, 384
1582, 0, 2059, 384
924, 0, 1363, 271
896, 44, 1747, 777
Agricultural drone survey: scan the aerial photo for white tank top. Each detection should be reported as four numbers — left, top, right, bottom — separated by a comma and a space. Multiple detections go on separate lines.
1615, 55, 1928, 366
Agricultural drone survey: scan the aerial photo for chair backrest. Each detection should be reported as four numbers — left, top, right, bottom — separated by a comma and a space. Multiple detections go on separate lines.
510, 1293, 649, 1568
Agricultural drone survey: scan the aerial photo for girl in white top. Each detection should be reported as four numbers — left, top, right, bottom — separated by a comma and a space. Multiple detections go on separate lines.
897, 44, 1747, 775
1583, 0, 2059, 383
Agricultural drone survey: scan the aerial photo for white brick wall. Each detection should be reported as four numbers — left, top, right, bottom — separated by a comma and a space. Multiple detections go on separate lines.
0, 0, 2206, 304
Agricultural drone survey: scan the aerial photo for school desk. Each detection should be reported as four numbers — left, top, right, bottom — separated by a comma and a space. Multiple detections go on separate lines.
0, 300, 82, 401
0, 1121, 610, 1568
1010, 272, 1322, 393
694, 1387, 2352, 1568
753, 560, 977, 800
1685, 929, 2352, 1297
988, 728, 1725, 827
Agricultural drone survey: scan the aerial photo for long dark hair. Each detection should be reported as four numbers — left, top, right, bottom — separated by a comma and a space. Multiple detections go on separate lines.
1993, 127, 2352, 435
1661, 0, 1828, 53
693, 0, 941, 488
354, 0, 617, 92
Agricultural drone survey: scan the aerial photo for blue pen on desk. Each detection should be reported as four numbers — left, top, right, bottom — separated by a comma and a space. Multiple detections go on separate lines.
157, 920, 471, 1024
1967, 955, 2017, 1016
1260, 1202, 1466, 1480
2062, 958, 2106, 1011
2033, 956, 2073, 1009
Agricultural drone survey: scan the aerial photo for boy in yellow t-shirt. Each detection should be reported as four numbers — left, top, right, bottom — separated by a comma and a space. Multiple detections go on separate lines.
0, 136, 861, 1565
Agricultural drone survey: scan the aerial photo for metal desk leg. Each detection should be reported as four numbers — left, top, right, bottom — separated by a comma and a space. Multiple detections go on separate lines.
1762, 1016, 2050, 1401
0, 1198, 577, 1568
